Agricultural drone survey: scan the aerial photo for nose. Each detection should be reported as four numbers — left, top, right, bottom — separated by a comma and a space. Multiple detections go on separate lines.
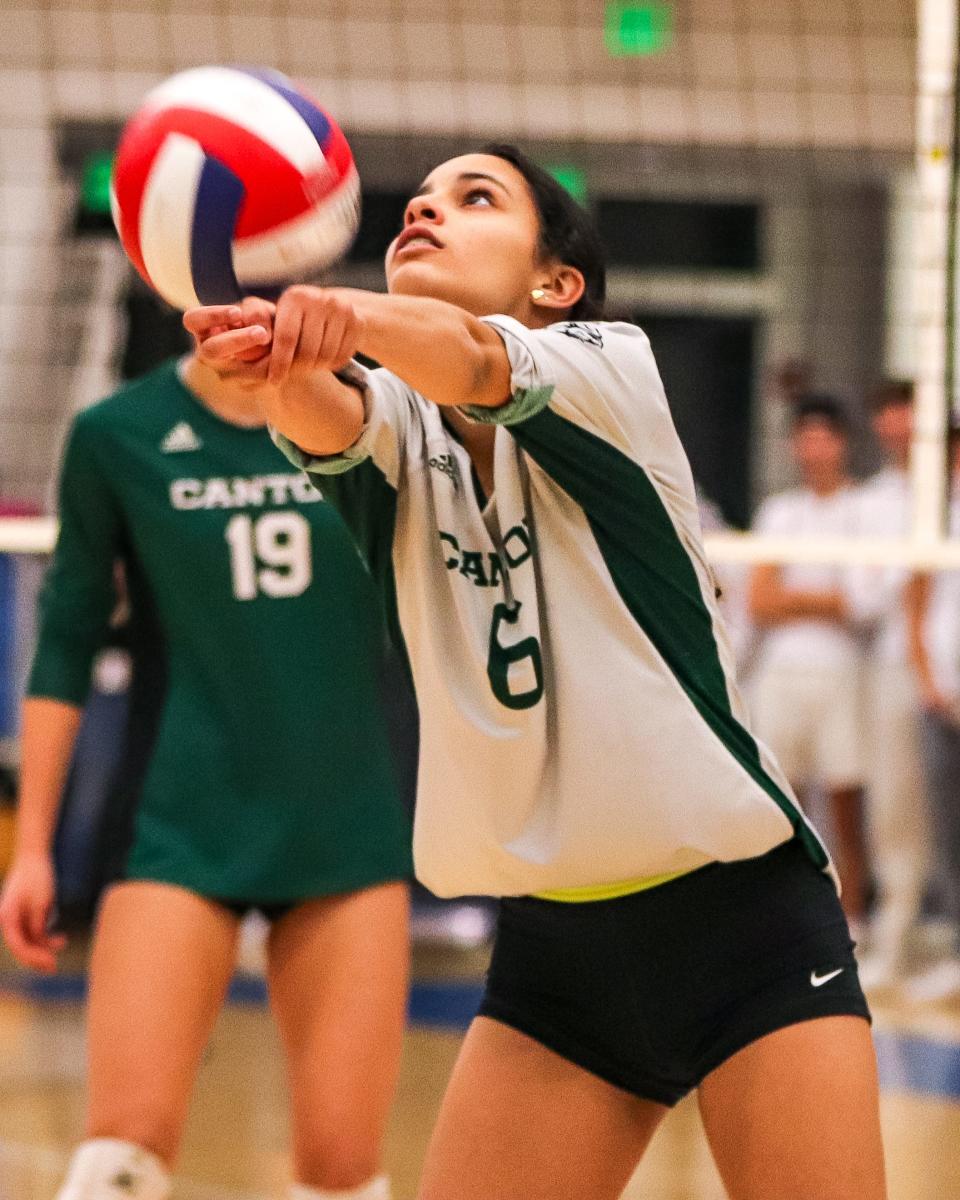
405, 193, 442, 226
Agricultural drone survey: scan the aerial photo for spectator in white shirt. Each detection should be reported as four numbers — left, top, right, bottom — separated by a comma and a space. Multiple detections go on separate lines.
855, 380, 930, 990
903, 427, 960, 1003
749, 396, 868, 926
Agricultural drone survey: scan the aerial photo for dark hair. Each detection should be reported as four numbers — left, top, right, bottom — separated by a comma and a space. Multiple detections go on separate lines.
790, 393, 850, 436
870, 378, 914, 411
481, 143, 606, 321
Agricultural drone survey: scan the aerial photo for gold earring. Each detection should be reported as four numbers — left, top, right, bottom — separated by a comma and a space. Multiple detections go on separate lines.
531, 288, 546, 301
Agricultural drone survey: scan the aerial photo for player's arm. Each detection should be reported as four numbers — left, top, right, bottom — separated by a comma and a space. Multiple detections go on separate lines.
904, 572, 953, 715
184, 296, 366, 456
0, 699, 80, 971
185, 286, 511, 418
0, 416, 121, 971
317, 289, 511, 410
748, 563, 848, 626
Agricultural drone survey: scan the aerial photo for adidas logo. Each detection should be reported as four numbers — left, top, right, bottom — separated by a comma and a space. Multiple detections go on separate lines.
161, 422, 202, 453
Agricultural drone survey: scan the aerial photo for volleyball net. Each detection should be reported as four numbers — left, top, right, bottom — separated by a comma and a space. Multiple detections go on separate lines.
0, 0, 955, 572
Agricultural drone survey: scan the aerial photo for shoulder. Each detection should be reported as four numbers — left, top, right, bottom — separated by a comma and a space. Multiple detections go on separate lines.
76, 361, 183, 436
753, 488, 805, 527
485, 315, 652, 362
88, 355, 183, 422
859, 466, 905, 499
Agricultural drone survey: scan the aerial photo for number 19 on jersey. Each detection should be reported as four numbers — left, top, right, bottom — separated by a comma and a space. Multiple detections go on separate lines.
225, 512, 312, 600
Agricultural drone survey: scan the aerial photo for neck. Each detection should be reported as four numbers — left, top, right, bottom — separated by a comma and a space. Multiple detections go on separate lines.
807, 475, 845, 498
178, 357, 267, 428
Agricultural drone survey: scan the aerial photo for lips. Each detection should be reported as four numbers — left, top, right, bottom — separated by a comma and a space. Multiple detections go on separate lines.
395, 224, 443, 253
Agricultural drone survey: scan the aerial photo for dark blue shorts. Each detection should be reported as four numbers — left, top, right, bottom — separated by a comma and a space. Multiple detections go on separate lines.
479, 839, 870, 1106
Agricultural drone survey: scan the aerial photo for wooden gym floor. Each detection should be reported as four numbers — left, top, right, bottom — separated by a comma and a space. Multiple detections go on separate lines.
1, 931, 960, 1200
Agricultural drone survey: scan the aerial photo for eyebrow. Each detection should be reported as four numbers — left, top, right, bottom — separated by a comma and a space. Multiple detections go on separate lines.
409, 171, 511, 201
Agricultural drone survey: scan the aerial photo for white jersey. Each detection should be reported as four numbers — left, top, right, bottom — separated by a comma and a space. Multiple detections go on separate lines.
752, 485, 866, 672
277, 318, 828, 898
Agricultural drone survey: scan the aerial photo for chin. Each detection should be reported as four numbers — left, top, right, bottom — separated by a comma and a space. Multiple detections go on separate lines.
388, 267, 485, 313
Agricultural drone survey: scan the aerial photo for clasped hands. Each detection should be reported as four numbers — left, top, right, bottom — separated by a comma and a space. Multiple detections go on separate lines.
183, 286, 366, 390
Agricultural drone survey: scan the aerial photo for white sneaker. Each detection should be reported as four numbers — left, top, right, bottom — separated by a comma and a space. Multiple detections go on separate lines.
904, 959, 960, 1005
235, 911, 269, 976
410, 902, 496, 949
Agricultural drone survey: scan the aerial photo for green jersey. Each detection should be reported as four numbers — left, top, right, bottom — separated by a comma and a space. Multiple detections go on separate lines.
30, 361, 411, 902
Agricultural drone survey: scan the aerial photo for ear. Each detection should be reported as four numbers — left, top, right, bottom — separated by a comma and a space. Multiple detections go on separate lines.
531, 264, 586, 313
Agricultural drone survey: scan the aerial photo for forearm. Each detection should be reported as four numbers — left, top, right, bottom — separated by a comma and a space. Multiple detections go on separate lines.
749, 565, 847, 625
260, 372, 365, 457
770, 588, 847, 622
335, 290, 511, 409
14, 697, 83, 856
905, 574, 938, 695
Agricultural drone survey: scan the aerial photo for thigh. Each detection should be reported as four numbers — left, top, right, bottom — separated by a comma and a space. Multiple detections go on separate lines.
813, 668, 864, 789
86, 881, 240, 1159
751, 668, 812, 787
698, 1016, 886, 1200
418, 1017, 666, 1200
267, 882, 409, 1155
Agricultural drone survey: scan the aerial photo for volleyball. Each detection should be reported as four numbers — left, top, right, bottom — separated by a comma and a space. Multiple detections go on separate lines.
110, 66, 360, 311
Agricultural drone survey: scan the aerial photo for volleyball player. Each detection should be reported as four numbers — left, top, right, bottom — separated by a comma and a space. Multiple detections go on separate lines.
187, 146, 886, 1200
0, 353, 411, 1200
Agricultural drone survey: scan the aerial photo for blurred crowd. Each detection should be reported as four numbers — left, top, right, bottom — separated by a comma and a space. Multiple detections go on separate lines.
709, 380, 960, 1004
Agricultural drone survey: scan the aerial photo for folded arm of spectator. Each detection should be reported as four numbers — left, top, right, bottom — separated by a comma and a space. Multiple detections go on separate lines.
748, 563, 848, 626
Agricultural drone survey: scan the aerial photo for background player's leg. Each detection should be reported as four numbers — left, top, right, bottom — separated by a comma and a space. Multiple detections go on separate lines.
267, 882, 409, 1192
861, 661, 928, 988
85, 882, 240, 1164
828, 785, 868, 925
697, 1016, 886, 1200
417, 1017, 666, 1200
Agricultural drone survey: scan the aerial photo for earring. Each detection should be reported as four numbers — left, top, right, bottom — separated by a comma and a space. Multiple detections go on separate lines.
531, 288, 546, 301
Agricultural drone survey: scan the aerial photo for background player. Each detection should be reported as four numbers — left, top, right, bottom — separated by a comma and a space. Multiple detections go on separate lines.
855, 381, 931, 990
747, 397, 869, 926
903, 425, 960, 1004
187, 145, 885, 1200
0, 351, 411, 1200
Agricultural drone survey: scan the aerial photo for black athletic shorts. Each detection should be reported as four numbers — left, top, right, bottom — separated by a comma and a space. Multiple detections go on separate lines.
479, 838, 870, 1106
216, 898, 296, 922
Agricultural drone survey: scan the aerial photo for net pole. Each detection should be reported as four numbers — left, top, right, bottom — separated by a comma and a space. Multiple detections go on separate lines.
912, 0, 958, 545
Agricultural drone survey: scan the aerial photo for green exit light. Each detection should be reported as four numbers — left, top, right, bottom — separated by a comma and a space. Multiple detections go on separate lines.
81, 150, 115, 214
605, 1, 674, 57
546, 164, 587, 206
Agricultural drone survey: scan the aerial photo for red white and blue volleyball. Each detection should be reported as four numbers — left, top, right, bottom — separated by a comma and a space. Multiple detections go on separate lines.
110, 66, 360, 311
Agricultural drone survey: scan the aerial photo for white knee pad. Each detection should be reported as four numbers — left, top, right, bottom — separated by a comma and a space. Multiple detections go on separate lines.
56, 1139, 171, 1200
288, 1176, 391, 1200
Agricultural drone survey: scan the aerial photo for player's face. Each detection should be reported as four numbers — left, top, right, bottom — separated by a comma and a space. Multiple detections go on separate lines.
872, 400, 913, 462
384, 154, 546, 319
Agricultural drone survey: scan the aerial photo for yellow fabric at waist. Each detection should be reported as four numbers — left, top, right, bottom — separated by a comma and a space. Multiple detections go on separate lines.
535, 865, 700, 903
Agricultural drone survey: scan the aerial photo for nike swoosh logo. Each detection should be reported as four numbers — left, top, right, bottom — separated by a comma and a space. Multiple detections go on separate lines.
810, 968, 844, 987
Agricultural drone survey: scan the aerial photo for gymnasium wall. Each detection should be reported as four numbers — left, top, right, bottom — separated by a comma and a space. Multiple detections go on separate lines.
0, 1, 917, 507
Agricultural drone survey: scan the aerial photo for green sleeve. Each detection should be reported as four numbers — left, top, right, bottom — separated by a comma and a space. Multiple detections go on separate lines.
27, 414, 124, 705
310, 461, 406, 656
